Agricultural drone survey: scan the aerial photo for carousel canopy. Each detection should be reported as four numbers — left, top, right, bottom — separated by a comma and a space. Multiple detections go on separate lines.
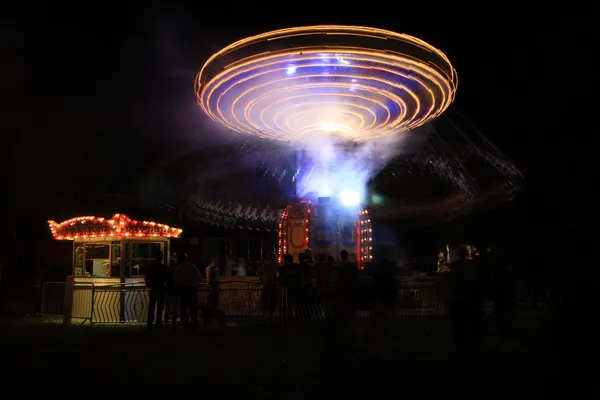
144, 27, 520, 230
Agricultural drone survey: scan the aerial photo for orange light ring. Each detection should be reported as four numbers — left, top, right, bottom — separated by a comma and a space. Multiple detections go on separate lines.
48, 213, 183, 240
196, 25, 457, 142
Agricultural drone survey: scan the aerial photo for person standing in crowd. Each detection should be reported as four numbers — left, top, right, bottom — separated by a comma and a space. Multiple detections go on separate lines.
279, 254, 301, 320
335, 249, 358, 322
145, 250, 167, 330
205, 256, 220, 316
483, 247, 514, 335
163, 256, 178, 329
446, 247, 482, 350
174, 252, 200, 331
279, 254, 300, 286
364, 255, 396, 354
298, 252, 312, 286
258, 253, 279, 318
337, 249, 358, 285
437, 251, 450, 273
372, 257, 396, 317
297, 252, 314, 316
312, 254, 330, 293
327, 254, 337, 288
326, 255, 336, 269
304, 248, 315, 267
312, 254, 332, 318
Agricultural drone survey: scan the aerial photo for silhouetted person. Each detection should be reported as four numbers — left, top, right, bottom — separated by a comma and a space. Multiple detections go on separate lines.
145, 250, 167, 329
337, 249, 358, 285
335, 249, 358, 322
437, 251, 449, 273
484, 247, 513, 334
205, 256, 220, 321
174, 252, 200, 331
279, 254, 300, 321
446, 247, 482, 350
325, 255, 336, 307
313, 254, 332, 317
297, 252, 311, 285
373, 258, 396, 312
304, 248, 315, 267
327, 255, 335, 268
279, 254, 301, 288
298, 251, 316, 316
312, 254, 330, 293
366, 258, 396, 351
323, 249, 359, 374
164, 256, 178, 328
258, 253, 278, 317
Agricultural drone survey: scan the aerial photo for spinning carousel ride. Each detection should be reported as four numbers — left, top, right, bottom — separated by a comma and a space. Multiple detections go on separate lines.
157, 26, 520, 262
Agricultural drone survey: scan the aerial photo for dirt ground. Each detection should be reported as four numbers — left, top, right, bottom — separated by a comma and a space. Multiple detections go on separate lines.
0, 314, 564, 397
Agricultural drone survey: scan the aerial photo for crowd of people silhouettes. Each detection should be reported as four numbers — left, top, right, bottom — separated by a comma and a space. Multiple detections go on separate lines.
145, 251, 221, 331
145, 245, 515, 353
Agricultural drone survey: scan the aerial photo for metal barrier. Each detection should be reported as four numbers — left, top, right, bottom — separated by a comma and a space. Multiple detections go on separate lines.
81, 282, 266, 324
395, 283, 447, 316
199, 284, 265, 317
91, 284, 148, 323
72, 283, 94, 325
279, 281, 448, 323
280, 286, 331, 324
61, 278, 497, 325
47, 275, 546, 326
59, 280, 450, 325
218, 279, 262, 291
40, 282, 66, 322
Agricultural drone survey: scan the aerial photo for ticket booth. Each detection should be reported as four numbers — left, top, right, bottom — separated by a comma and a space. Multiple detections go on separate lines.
48, 213, 182, 284
48, 213, 182, 323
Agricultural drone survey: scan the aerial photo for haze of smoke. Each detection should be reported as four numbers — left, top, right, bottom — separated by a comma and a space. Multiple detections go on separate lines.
294, 130, 412, 201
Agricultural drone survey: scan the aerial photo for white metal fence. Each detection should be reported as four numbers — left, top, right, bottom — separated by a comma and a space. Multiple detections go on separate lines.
40, 279, 455, 325
40, 276, 553, 326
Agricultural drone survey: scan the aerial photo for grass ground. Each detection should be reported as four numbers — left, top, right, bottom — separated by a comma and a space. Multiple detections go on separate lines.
0, 314, 563, 397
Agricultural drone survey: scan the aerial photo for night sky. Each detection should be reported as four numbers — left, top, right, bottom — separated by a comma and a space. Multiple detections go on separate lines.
4, 7, 596, 248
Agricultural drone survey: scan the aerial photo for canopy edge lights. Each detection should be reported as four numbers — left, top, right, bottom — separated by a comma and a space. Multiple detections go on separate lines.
48, 213, 183, 240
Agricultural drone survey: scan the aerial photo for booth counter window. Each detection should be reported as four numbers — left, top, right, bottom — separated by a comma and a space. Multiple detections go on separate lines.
73, 244, 84, 276
71, 241, 168, 278
130, 242, 163, 277
73, 242, 120, 277
110, 241, 121, 277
